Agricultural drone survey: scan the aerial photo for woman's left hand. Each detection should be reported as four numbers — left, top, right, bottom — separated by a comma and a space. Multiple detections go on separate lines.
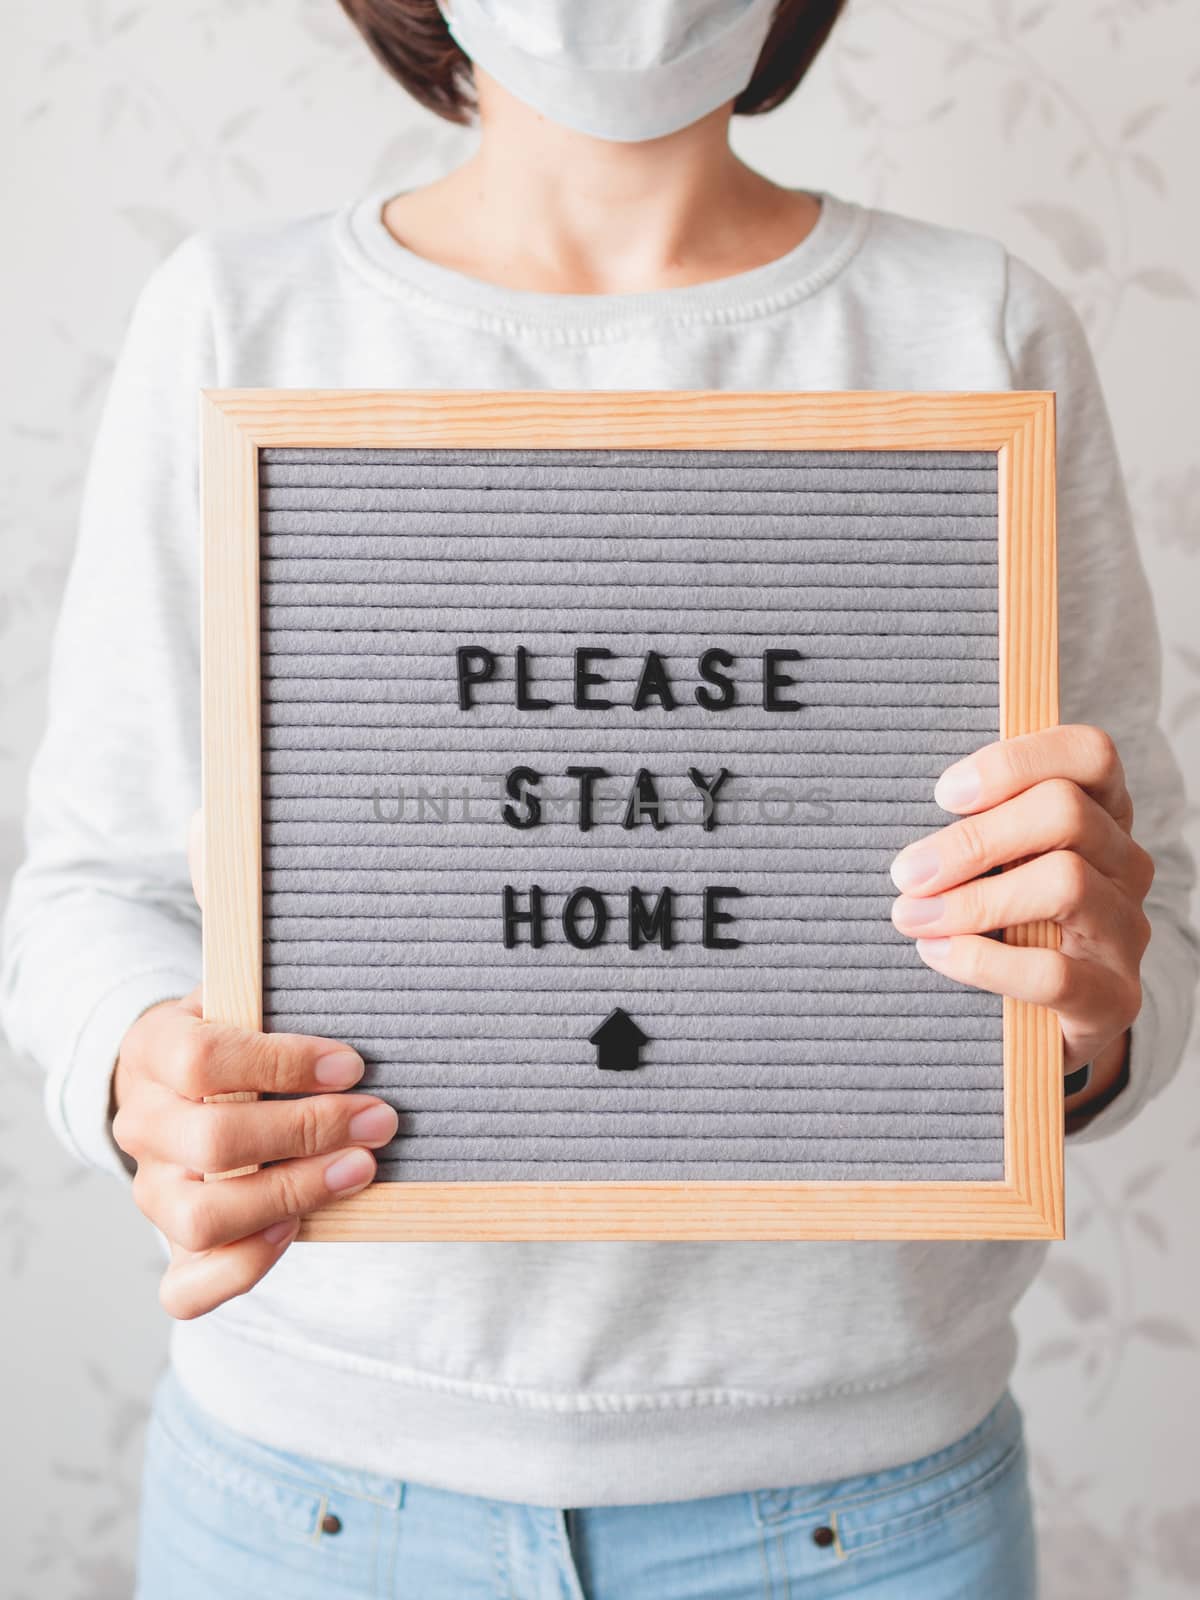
889, 725, 1155, 1083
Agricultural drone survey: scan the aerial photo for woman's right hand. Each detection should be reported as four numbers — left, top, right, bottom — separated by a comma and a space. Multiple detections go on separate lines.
112, 993, 398, 1320
111, 809, 398, 1320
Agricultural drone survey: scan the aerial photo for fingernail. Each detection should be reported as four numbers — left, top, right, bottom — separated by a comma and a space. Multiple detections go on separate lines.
262, 1217, 298, 1246
890, 844, 939, 892
315, 1049, 364, 1087
894, 895, 945, 929
916, 937, 954, 964
324, 1148, 375, 1193
934, 762, 981, 811
347, 1103, 399, 1144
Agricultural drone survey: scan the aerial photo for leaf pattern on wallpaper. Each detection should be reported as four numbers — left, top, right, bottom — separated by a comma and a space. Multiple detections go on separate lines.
2, 1, 1197, 1597
1018, 203, 1109, 273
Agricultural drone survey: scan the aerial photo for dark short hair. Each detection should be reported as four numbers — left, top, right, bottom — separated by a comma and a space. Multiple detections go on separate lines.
336, 0, 848, 126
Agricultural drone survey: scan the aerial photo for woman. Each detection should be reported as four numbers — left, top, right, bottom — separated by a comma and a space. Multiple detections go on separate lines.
2, 1, 1195, 1595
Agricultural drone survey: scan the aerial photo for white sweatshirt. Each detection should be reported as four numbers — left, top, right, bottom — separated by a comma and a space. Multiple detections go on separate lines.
3, 185, 1196, 1506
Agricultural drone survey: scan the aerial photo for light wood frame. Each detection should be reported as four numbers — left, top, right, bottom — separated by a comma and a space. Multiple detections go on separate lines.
201, 389, 1061, 1242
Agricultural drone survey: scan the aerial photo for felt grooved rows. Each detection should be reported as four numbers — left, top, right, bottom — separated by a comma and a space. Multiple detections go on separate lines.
259, 446, 1004, 1181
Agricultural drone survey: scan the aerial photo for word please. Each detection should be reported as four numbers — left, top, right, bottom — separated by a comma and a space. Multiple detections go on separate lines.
455, 645, 805, 712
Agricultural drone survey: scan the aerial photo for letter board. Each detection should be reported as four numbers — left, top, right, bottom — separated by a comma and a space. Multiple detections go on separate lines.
201, 390, 1062, 1241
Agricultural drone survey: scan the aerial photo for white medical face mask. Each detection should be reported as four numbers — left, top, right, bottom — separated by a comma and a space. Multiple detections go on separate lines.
438, 0, 781, 142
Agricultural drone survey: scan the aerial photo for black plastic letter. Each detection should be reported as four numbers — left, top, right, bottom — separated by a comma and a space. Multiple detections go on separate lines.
687, 767, 731, 833
574, 647, 614, 710
702, 885, 743, 950
503, 885, 545, 948
502, 766, 542, 830
696, 648, 736, 711
628, 887, 675, 950
562, 887, 608, 949
622, 769, 667, 832
763, 648, 803, 712
566, 765, 608, 833
456, 645, 497, 711
515, 645, 553, 711
632, 650, 677, 712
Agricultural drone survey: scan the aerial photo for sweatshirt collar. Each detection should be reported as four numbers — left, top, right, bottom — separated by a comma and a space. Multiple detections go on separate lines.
335, 182, 867, 343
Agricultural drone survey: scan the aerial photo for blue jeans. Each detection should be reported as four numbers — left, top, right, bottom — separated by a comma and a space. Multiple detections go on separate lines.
136, 1365, 1036, 1599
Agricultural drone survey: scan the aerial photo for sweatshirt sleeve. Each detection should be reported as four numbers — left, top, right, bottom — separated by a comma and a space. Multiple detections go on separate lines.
0, 234, 217, 1180
1002, 253, 1199, 1142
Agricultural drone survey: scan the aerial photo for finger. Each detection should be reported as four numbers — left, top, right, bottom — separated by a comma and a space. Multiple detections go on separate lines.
892, 850, 1152, 958
117, 1088, 399, 1172
890, 780, 1144, 898
913, 935, 1142, 1068
135, 1146, 377, 1253
159, 1219, 299, 1321
188, 809, 204, 909
134, 1003, 366, 1099
934, 725, 1133, 831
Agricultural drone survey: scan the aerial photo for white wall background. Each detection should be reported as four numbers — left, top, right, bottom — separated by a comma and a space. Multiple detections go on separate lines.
2, 2, 1197, 1595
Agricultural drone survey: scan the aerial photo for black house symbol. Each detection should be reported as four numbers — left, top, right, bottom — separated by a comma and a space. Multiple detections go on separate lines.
589, 1008, 649, 1072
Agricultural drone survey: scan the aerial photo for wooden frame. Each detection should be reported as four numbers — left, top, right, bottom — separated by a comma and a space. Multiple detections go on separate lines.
201, 389, 1061, 1242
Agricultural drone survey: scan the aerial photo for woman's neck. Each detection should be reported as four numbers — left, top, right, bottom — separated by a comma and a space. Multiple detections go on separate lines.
381, 69, 819, 295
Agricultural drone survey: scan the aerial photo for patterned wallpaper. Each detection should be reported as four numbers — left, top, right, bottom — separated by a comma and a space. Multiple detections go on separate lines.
2, 2, 1197, 1595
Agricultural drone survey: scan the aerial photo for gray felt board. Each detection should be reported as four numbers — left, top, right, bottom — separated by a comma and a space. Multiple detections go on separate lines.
258, 447, 1004, 1181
